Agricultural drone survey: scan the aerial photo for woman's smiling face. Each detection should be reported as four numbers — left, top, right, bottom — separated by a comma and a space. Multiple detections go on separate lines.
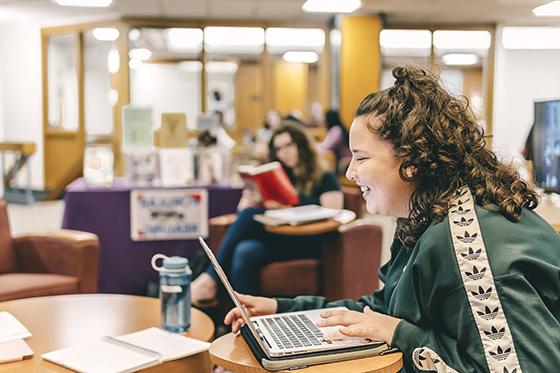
346, 116, 415, 218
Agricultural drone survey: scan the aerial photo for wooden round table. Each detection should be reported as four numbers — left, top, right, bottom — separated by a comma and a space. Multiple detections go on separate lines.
264, 219, 342, 236
209, 333, 403, 373
0, 294, 214, 372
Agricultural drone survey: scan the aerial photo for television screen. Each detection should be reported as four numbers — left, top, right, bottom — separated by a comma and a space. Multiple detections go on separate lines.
532, 99, 560, 193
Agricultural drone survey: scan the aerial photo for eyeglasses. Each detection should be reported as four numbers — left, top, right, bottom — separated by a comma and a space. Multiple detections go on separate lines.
274, 141, 295, 153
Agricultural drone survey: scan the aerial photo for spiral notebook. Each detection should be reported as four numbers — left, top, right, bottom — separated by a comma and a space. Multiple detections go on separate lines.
41, 327, 210, 373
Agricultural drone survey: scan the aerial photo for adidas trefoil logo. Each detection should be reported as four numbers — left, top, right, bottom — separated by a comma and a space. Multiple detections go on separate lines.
413, 348, 440, 369
460, 247, 482, 260
453, 217, 474, 227
450, 205, 471, 215
484, 326, 505, 340
414, 348, 427, 368
489, 345, 511, 361
477, 306, 499, 320
457, 231, 478, 243
450, 198, 465, 209
471, 286, 492, 300
465, 265, 487, 280
454, 189, 468, 198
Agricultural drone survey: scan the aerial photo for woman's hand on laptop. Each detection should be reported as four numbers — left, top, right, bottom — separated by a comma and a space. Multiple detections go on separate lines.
317, 306, 401, 344
224, 293, 278, 333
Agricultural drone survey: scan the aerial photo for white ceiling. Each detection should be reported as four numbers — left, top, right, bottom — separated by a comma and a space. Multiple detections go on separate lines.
0, 0, 559, 27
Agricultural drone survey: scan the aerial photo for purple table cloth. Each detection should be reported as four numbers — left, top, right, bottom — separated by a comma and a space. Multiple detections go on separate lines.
62, 178, 242, 295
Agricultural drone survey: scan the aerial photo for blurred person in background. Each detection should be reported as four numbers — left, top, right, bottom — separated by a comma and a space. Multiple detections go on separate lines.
255, 109, 282, 159
191, 123, 339, 307
319, 109, 351, 175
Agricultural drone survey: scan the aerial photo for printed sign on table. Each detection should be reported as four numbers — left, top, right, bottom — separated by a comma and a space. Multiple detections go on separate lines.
130, 189, 208, 241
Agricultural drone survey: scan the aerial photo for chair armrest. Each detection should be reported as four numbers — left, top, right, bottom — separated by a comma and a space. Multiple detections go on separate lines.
13, 229, 99, 293
321, 219, 382, 300
208, 214, 236, 253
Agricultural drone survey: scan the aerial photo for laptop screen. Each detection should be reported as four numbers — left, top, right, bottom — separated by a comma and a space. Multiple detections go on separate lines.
198, 237, 269, 350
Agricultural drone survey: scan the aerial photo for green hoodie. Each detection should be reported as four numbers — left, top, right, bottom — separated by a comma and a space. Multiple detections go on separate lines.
276, 188, 560, 372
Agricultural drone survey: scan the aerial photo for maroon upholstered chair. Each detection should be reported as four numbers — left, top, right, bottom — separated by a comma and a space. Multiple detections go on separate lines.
208, 213, 383, 300
0, 199, 99, 302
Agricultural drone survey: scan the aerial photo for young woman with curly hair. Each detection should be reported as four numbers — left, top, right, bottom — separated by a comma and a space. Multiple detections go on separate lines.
191, 123, 339, 307
225, 65, 560, 372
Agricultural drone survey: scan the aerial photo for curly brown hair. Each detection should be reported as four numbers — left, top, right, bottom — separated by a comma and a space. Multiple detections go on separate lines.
268, 123, 323, 196
355, 65, 539, 247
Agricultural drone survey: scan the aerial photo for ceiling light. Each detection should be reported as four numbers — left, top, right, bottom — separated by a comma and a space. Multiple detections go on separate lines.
51, 0, 112, 7
283, 51, 319, 63
302, 0, 361, 13
533, 1, 560, 16
204, 27, 264, 54
178, 61, 202, 73
266, 28, 325, 54
128, 48, 152, 61
502, 27, 560, 49
166, 28, 203, 53
433, 30, 491, 51
92, 28, 119, 42
379, 29, 432, 57
107, 49, 119, 73
441, 53, 479, 65
205, 61, 239, 74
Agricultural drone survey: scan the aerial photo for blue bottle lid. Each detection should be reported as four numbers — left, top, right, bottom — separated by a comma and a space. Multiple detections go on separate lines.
162, 256, 189, 270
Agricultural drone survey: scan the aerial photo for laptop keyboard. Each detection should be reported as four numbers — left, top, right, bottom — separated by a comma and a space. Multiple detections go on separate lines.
261, 314, 324, 349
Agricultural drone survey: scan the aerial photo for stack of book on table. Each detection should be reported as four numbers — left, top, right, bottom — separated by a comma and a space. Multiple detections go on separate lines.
254, 204, 344, 226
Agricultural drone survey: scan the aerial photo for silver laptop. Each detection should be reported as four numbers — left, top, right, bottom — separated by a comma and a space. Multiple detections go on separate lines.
198, 237, 380, 357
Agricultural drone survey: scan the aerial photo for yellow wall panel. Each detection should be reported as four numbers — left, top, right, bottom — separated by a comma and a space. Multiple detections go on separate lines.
272, 61, 308, 117
340, 15, 382, 127
235, 62, 265, 135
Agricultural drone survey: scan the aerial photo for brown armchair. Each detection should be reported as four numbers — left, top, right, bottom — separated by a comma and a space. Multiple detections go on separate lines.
208, 214, 383, 301
0, 200, 99, 302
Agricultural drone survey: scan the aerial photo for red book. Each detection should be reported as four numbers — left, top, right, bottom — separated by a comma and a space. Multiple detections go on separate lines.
238, 161, 300, 206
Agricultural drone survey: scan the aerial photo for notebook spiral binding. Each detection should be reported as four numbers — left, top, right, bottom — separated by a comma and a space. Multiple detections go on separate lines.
102, 336, 162, 360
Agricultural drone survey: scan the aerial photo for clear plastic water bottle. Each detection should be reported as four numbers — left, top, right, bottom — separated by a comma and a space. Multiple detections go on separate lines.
151, 254, 192, 333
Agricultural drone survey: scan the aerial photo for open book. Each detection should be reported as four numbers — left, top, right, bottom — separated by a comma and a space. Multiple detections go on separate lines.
42, 327, 210, 373
238, 161, 300, 206
254, 204, 342, 226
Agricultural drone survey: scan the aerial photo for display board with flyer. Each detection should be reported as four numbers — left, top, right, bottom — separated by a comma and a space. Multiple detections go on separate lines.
130, 189, 208, 241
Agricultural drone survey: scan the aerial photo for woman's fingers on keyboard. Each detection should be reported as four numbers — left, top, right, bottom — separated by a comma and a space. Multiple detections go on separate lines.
323, 330, 346, 341
317, 310, 361, 327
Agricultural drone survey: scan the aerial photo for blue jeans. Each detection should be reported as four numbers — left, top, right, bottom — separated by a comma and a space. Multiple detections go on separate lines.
206, 207, 322, 295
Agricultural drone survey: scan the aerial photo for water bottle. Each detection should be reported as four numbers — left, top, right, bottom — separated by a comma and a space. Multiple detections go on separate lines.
151, 254, 192, 333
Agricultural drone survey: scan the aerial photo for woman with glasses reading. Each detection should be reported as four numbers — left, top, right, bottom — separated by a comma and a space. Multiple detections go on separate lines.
191, 123, 340, 307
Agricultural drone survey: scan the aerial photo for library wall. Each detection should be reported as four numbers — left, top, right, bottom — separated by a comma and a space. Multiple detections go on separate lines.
0, 24, 44, 190
272, 60, 308, 117
493, 25, 560, 163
